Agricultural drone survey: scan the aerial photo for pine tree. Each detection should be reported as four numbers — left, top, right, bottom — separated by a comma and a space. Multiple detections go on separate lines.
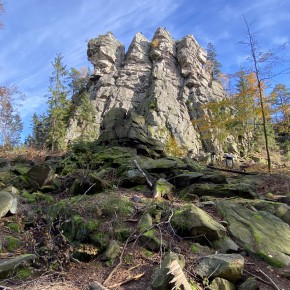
47, 53, 70, 151
76, 92, 97, 141
206, 42, 222, 81
69, 67, 90, 94
30, 113, 50, 148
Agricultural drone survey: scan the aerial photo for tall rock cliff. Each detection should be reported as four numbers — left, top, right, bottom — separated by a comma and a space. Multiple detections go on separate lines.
66, 28, 226, 157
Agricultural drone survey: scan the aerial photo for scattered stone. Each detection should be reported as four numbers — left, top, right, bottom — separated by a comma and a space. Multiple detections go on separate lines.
138, 213, 153, 232
171, 172, 204, 188
238, 277, 259, 290
0, 186, 19, 218
100, 240, 121, 261
89, 281, 109, 290
213, 237, 240, 254
140, 229, 167, 251
153, 178, 174, 200
171, 204, 226, 243
151, 252, 186, 290
0, 254, 36, 278
200, 174, 227, 184
195, 253, 244, 283
210, 277, 235, 290
132, 194, 142, 203
26, 165, 53, 188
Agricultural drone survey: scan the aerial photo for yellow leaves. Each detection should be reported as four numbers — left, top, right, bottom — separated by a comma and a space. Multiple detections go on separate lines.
151, 39, 159, 48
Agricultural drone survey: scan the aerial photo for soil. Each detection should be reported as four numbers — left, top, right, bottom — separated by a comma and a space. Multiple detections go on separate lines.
1, 174, 290, 290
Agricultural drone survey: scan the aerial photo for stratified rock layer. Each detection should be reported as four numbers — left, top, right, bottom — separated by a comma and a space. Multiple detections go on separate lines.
66, 28, 226, 156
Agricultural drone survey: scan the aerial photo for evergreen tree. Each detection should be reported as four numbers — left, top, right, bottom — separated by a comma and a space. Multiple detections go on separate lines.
76, 92, 97, 141
47, 53, 70, 151
30, 113, 50, 148
68, 67, 90, 94
206, 42, 222, 81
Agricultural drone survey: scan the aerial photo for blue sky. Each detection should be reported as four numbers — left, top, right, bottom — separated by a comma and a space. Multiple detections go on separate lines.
0, 0, 289, 140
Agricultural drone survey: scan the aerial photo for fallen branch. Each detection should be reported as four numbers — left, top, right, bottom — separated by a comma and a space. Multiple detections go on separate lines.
107, 272, 145, 289
258, 269, 280, 290
244, 269, 272, 286
134, 159, 153, 188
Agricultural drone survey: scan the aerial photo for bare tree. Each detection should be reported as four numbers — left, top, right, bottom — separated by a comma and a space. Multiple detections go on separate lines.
240, 17, 289, 172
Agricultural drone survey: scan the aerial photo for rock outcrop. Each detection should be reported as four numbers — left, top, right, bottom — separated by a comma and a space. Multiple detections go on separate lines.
66, 28, 226, 157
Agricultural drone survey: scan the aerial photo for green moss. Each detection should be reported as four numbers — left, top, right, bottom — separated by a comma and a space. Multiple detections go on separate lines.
124, 254, 134, 265
142, 248, 154, 258
190, 244, 199, 253
91, 232, 109, 250
86, 219, 99, 232
22, 190, 36, 203
5, 236, 21, 251
7, 223, 21, 233
258, 251, 285, 268
253, 214, 263, 220
16, 267, 32, 278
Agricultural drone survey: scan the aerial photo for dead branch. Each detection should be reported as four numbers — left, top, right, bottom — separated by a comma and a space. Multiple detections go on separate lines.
103, 230, 137, 286
243, 269, 272, 286
258, 269, 280, 290
134, 159, 153, 188
107, 272, 145, 289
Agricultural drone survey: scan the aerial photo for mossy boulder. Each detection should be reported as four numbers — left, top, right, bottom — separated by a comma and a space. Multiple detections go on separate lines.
217, 200, 290, 267
210, 277, 235, 290
151, 252, 186, 290
238, 277, 259, 290
186, 183, 258, 199
195, 253, 244, 283
3, 236, 21, 252
26, 165, 53, 188
170, 172, 204, 188
100, 240, 121, 261
0, 186, 18, 218
171, 204, 226, 243
140, 229, 167, 251
0, 254, 36, 278
153, 178, 174, 200
138, 213, 153, 232
121, 169, 147, 187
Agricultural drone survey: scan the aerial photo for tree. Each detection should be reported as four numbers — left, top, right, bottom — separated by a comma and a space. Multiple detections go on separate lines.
0, 86, 24, 147
206, 42, 222, 81
68, 67, 90, 94
75, 91, 97, 141
29, 113, 50, 148
47, 53, 70, 151
240, 18, 283, 172
270, 84, 290, 137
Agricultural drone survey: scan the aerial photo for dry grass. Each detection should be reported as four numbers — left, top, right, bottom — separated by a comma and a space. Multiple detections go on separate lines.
0, 147, 66, 163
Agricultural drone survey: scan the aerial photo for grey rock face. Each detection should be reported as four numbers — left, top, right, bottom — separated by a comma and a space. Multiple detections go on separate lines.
66, 28, 227, 156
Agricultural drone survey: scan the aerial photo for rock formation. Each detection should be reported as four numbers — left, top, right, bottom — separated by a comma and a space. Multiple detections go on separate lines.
66, 28, 226, 157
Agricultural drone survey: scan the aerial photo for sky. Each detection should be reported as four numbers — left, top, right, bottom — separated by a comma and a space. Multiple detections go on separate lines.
0, 0, 289, 141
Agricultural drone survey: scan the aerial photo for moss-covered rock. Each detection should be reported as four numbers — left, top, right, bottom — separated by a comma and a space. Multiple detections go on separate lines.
195, 254, 244, 283
4, 236, 21, 251
217, 200, 290, 267
186, 183, 258, 199
153, 178, 174, 200
138, 213, 153, 232
140, 229, 167, 252
171, 204, 226, 243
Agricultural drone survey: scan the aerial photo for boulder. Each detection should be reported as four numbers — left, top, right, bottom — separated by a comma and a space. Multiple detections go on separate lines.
213, 237, 240, 254
139, 229, 167, 252
138, 213, 153, 232
0, 254, 36, 278
217, 200, 290, 266
151, 252, 187, 290
210, 277, 235, 290
171, 204, 226, 243
170, 172, 204, 188
100, 240, 121, 261
153, 178, 174, 199
195, 253, 244, 283
0, 186, 19, 218
238, 277, 259, 290
26, 165, 53, 188
187, 183, 258, 199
